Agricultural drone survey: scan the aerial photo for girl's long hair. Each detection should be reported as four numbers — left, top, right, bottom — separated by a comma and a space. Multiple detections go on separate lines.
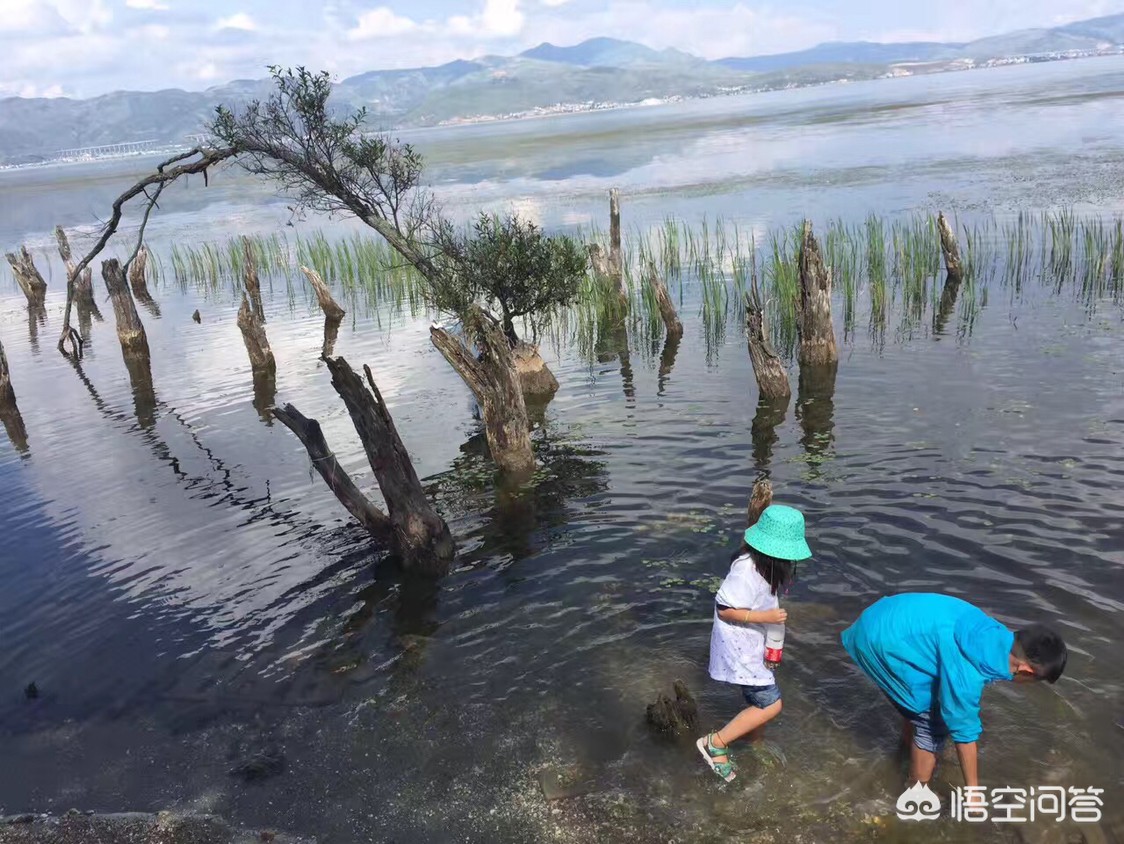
731, 542, 795, 596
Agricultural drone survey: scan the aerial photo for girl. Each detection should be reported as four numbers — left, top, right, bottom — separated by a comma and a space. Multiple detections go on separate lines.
697, 504, 812, 782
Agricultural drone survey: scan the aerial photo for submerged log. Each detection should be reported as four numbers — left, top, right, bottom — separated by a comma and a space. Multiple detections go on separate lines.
937, 212, 963, 283
747, 478, 773, 527
4, 246, 47, 307
430, 310, 535, 477
237, 295, 276, 374
300, 265, 345, 323
645, 259, 683, 339
645, 680, 698, 736
103, 259, 150, 358
744, 291, 791, 400
512, 342, 559, 396
796, 221, 837, 368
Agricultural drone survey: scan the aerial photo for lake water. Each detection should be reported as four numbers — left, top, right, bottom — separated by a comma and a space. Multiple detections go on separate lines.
1, 57, 1123, 843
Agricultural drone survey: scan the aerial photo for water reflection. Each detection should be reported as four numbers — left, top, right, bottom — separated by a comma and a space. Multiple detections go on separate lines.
252, 368, 277, 425
934, 272, 964, 336
796, 362, 837, 469
751, 394, 790, 471
123, 350, 158, 430
657, 330, 681, 395
26, 304, 46, 355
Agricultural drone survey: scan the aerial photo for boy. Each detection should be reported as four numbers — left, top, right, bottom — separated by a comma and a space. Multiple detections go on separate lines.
841, 593, 1067, 788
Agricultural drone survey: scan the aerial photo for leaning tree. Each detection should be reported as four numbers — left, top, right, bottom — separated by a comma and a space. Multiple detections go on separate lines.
55, 66, 585, 571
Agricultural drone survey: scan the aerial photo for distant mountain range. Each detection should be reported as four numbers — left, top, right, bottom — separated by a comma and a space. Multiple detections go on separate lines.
2, 13, 1124, 165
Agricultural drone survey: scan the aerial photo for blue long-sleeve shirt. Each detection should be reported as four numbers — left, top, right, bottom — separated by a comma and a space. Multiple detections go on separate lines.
841, 593, 1014, 743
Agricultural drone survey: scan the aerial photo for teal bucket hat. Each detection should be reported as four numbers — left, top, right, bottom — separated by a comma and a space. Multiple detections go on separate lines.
744, 504, 812, 561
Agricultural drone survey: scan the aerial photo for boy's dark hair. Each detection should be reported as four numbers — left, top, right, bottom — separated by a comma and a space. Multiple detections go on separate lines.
1013, 624, 1068, 684
732, 542, 795, 596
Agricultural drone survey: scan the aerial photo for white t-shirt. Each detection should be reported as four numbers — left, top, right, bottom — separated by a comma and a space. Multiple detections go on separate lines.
708, 553, 779, 687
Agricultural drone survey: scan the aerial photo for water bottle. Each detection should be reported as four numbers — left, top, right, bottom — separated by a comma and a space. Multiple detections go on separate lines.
764, 623, 785, 669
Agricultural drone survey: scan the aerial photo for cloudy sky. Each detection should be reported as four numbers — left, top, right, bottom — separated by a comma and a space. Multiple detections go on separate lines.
2, 0, 1118, 99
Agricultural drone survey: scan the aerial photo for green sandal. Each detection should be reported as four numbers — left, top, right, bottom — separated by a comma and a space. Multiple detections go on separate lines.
696, 733, 737, 782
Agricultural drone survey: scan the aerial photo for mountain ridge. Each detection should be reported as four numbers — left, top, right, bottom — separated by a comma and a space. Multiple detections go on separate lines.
2, 12, 1123, 164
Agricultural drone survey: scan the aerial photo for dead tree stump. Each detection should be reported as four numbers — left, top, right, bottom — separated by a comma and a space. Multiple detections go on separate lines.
237, 295, 276, 374
645, 680, 698, 736
645, 259, 683, 339
300, 266, 345, 323
241, 239, 266, 323
937, 212, 963, 283
747, 478, 773, 527
54, 226, 100, 356
129, 245, 155, 302
745, 290, 791, 400
4, 247, 47, 308
587, 244, 611, 278
274, 357, 456, 572
513, 342, 559, 396
431, 310, 535, 477
796, 221, 837, 368
322, 315, 341, 358
609, 188, 623, 287
103, 259, 150, 359
273, 403, 395, 540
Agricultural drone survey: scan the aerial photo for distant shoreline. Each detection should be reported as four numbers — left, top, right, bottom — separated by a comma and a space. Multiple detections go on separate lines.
3, 47, 1121, 173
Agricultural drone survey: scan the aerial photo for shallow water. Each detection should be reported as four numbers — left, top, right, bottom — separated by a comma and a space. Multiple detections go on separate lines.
1, 57, 1123, 843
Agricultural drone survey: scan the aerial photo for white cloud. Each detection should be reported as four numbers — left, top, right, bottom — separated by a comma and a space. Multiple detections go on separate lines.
347, 6, 419, 41
448, 0, 525, 38
540, 0, 571, 6
215, 12, 257, 32
125, 0, 170, 9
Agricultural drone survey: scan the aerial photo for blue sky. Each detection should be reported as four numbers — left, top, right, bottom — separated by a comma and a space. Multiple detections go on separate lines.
1, 0, 1118, 98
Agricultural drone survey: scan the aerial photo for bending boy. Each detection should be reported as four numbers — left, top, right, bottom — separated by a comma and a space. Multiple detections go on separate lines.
841, 593, 1067, 787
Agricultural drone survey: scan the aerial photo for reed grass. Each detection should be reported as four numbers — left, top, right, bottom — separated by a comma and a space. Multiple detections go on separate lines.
153, 208, 1124, 365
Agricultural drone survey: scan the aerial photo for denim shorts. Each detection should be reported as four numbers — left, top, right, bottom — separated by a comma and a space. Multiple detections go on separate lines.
741, 683, 782, 709
889, 697, 949, 753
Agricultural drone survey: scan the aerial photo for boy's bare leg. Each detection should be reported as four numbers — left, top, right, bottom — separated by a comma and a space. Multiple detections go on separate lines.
708, 701, 782, 764
900, 718, 914, 750
909, 745, 938, 784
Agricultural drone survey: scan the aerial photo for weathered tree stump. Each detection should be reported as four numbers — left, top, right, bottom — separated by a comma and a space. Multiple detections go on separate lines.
937, 212, 963, 283
275, 356, 455, 572
744, 290, 791, 400
747, 478, 773, 527
55, 226, 101, 356
646, 680, 698, 736
645, 259, 683, 339
322, 315, 341, 358
300, 265, 345, 323
796, 221, 837, 368
238, 238, 266, 323
237, 295, 276, 374
512, 342, 559, 397
4, 246, 47, 308
129, 244, 156, 301
609, 188, 623, 287
587, 243, 611, 278
430, 310, 535, 477
103, 259, 150, 359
